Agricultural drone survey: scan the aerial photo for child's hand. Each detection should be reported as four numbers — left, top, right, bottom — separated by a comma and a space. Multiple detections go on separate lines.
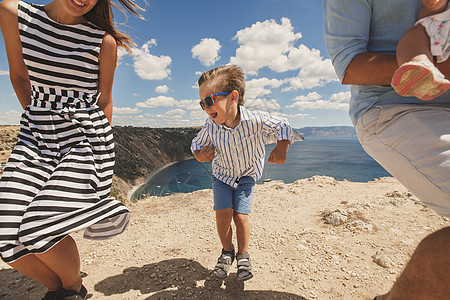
268, 140, 289, 164
194, 145, 215, 162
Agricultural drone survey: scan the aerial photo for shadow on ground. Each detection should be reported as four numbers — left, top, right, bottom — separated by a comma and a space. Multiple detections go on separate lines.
95, 258, 307, 299
0, 268, 46, 300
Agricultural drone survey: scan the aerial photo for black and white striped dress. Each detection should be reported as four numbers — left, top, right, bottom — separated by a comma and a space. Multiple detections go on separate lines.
0, 1, 129, 264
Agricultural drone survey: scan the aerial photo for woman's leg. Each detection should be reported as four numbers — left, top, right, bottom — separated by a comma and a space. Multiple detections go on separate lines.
9, 254, 62, 291
37, 235, 82, 292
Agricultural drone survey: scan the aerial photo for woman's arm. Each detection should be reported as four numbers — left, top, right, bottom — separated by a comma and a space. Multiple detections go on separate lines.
0, 0, 31, 109
97, 33, 117, 124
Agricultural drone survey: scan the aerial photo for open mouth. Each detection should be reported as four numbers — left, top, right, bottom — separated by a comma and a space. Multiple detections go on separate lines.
210, 112, 217, 119
72, 0, 86, 7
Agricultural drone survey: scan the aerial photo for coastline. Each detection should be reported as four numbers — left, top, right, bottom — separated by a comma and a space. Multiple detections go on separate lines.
127, 161, 179, 201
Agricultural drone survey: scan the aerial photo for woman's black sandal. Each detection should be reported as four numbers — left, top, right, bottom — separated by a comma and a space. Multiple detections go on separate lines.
41, 290, 63, 300
213, 247, 235, 279
61, 284, 87, 300
236, 252, 253, 281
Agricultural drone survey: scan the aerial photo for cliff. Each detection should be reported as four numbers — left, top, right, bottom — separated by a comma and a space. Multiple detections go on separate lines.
111, 126, 200, 201
112, 126, 200, 181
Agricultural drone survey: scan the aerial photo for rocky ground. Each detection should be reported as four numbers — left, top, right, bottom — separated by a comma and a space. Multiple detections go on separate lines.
0, 126, 19, 168
1, 176, 448, 299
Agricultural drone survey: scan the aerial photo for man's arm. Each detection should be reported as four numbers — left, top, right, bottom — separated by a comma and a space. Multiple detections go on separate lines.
342, 53, 399, 85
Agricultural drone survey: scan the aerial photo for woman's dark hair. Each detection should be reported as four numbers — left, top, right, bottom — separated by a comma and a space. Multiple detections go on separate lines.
84, 0, 144, 51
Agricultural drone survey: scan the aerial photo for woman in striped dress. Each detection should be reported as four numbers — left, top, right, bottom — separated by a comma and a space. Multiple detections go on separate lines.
0, 0, 142, 298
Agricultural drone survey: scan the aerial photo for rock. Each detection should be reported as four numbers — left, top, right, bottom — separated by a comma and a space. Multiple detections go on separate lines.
372, 251, 393, 268
385, 191, 403, 198
323, 210, 348, 226
346, 220, 375, 232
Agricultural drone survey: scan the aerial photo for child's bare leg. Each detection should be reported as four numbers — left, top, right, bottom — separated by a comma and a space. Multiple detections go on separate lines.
233, 211, 249, 254
396, 24, 433, 66
233, 212, 253, 280
216, 208, 233, 250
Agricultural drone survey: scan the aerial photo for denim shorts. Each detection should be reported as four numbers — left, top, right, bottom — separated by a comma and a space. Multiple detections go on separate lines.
212, 176, 255, 214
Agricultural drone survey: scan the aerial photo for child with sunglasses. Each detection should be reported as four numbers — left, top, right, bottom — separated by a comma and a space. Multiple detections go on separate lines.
191, 65, 293, 281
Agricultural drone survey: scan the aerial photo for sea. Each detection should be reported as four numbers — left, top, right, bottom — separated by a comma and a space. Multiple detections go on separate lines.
131, 136, 392, 200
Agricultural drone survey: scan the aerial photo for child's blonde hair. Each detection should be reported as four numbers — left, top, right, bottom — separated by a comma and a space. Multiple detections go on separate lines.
198, 65, 245, 106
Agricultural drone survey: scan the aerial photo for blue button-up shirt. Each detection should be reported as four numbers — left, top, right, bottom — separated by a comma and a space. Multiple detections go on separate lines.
191, 106, 293, 188
324, 0, 450, 125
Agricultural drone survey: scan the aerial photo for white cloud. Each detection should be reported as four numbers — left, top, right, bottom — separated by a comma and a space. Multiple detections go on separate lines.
230, 18, 302, 75
246, 77, 284, 99
155, 85, 169, 94
131, 39, 172, 80
112, 114, 147, 127
136, 95, 177, 108
113, 107, 141, 115
293, 92, 321, 101
176, 99, 200, 111
287, 91, 350, 110
0, 110, 21, 125
117, 47, 128, 59
271, 111, 311, 119
162, 109, 186, 119
192, 38, 222, 66
245, 98, 282, 112
0, 70, 8, 76
144, 110, 191, 127
283, 54, 339, 91
229, 18, 337, 90
189, 110, 208, 125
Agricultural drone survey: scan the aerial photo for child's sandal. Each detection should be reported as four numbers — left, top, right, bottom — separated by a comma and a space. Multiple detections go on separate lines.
236, 252, 253, 281
213, 247, 235, 279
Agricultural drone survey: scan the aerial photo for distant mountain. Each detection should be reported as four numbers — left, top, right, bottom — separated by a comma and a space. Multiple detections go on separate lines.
296, 126, 356, 137
263, 128, 304, 144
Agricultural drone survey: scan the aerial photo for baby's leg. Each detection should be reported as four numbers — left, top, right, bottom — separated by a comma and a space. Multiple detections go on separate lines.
396, 24, 433, 66
392, 24, 449, 100
437, 58, 450, 78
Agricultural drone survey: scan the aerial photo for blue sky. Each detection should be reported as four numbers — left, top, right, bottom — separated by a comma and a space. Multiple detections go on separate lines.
0, 0, 351, 128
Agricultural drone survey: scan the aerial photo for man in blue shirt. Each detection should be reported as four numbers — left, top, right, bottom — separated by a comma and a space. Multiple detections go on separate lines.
324, 0, 449, 299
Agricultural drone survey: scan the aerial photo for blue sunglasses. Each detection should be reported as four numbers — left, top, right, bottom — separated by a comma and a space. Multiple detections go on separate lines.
199, 91, 231, 110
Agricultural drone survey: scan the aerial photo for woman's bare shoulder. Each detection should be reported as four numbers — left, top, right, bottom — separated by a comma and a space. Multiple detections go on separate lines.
0, 0, 19, 20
